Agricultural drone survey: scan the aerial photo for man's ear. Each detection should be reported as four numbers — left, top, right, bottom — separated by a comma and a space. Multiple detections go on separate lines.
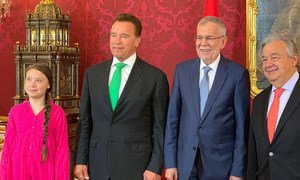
292, 55, 299, 67
135, 37, 141, 48
220, 35, 228, 49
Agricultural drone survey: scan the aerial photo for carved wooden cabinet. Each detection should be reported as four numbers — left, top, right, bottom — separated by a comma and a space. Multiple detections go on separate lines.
0, 116, 8, 151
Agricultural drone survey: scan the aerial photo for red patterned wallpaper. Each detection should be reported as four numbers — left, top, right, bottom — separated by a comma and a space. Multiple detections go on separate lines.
0, 0, 245, 115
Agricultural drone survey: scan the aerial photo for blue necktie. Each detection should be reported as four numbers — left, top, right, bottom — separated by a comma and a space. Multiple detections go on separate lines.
200, 66, 211, 116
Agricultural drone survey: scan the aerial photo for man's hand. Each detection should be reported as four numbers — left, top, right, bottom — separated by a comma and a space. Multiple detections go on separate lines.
74, 165, 90, 180
143, 170, 161, 180
229, 175, 243, 180
165, 168, 178, 180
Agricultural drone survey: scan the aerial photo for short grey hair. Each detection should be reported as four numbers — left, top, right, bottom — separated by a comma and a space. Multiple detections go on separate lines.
198, 16, 226, 36
260, 34, 299, 59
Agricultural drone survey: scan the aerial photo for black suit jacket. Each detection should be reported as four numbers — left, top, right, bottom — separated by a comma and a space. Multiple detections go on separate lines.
247, 73, 300, 180
75, 57, 169, 180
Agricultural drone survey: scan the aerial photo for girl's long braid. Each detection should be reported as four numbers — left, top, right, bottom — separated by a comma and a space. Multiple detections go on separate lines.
41, 92, 51, 162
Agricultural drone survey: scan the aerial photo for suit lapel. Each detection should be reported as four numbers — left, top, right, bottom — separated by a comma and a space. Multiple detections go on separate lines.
273, 76, 300, 142
189, 59, 201, 122
260, 87, 272, 143
114, 57, 144, 113
200, 56, 228, 124
102, 60, 114, 112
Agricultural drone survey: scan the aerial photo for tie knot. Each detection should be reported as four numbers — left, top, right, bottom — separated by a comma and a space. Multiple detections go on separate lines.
274, 88, 284, 98
203, 66, 211, 75
116, 62, 126, 69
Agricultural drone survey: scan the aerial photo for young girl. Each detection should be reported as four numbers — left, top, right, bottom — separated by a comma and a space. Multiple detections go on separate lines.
0, 63, 69, 180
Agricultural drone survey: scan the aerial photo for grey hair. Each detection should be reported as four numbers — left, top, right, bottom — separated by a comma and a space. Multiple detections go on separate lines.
198, 16, 226, 36
260, 34, 299, 59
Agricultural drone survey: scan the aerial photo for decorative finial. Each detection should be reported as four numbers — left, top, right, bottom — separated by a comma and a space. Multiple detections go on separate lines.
42, 0, 55, 4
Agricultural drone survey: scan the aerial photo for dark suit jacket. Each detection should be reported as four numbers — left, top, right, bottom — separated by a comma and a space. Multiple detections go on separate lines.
75, 57, 169, 180
247, 73, 300, 180
164, 55, 250, 179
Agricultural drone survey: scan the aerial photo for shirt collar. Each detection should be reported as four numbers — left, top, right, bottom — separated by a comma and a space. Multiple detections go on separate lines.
112, 53, 137, 68
200, 53, 221, 71
271, 71, 299, 92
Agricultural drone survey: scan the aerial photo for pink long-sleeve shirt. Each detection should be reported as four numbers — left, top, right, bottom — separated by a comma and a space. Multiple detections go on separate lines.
0, 100, 70, 180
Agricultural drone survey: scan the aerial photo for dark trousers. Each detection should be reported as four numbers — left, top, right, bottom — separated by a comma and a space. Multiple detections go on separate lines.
189, 148, 204, 180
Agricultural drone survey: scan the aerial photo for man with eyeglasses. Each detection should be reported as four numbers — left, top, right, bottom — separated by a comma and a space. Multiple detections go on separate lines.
164, 16, 250, 180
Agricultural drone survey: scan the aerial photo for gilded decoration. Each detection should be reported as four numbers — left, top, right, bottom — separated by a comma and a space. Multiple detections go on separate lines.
0, 116, 8, 150
34, 0, 61, 19
0, 116, 8, 123
42, 0, 55, 4
0, 0, 12, 21
246, 0, 260, 97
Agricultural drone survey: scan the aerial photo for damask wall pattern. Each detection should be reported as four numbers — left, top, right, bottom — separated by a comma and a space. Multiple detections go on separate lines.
0, 0, 245, 115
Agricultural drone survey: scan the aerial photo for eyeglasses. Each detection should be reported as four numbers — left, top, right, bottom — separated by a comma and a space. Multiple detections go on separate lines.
194, 35, 224, 43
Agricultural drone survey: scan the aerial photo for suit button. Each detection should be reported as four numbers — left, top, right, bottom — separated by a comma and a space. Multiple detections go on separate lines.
192, 146, 197, 150
269, 152, 274, 157
198, 126, 202, 130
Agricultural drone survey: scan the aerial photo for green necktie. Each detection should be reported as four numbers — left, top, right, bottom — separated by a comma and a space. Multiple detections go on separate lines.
109, 62, 126, 111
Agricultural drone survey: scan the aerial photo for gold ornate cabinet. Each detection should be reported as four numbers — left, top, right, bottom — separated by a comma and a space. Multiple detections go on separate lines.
0, 116, 8, 151
0, 0, 79, 169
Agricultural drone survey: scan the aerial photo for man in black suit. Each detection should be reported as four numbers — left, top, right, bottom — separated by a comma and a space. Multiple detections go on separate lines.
74, 13, 169, 180
247, 35, 300, 180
